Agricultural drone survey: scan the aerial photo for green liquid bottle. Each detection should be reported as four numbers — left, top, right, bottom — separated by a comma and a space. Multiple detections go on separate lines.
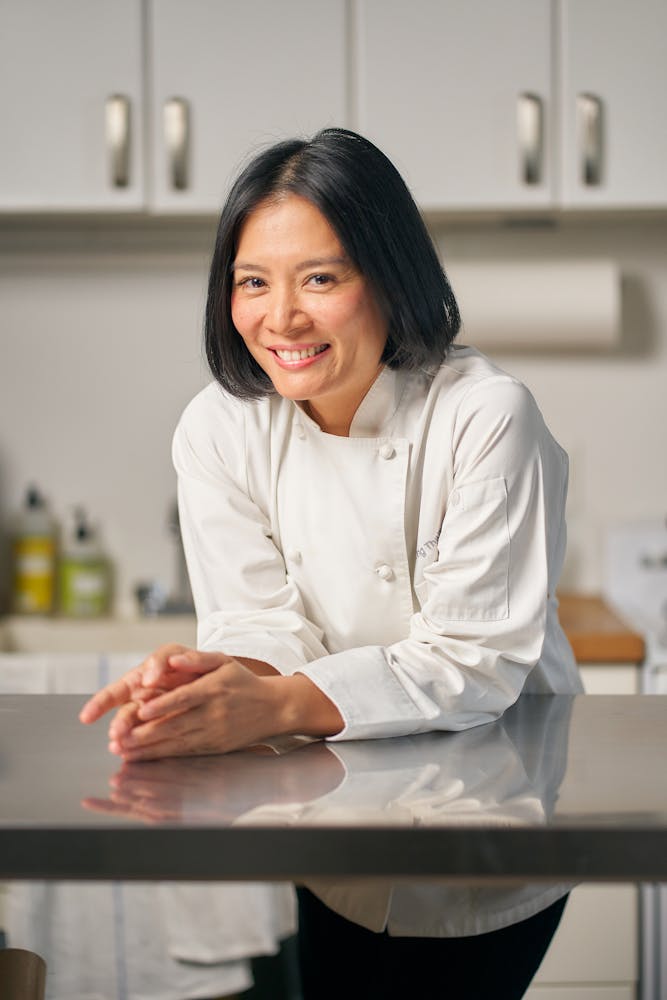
58, 507, 112, 618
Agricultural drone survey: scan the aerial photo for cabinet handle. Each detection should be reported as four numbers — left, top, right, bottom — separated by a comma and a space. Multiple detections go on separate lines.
577, 93, 603, 186
163, 97, 190, 191
105, 94, 131, 188
517, 93, 543, 185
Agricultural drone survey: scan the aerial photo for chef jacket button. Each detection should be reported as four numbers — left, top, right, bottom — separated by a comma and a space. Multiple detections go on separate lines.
378, 442, 395, 460
286, 548, 302, 564
375, 563, 395, 582
294, 423, 306, 440
450, 491, 460, 507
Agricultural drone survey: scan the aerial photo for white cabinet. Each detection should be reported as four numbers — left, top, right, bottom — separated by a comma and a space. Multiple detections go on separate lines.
148, 0, 348, 213
559, 0, 667, 209
0, 0, 145, 211
526, 885, 638, 1000
526, 664, 641, 1000
2, 0, 665, 215
355, 0, 667, 214
0, 0, 347, 214
355, 0, 555, 212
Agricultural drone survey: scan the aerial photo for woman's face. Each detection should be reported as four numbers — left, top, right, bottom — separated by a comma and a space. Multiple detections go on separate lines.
230, 194, 388, 435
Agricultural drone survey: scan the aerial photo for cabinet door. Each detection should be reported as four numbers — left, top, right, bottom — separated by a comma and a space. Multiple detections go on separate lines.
559, 0, 667, 208
355, 0, 554, 211
0, 0, 144, 210
149, 0, 348, 213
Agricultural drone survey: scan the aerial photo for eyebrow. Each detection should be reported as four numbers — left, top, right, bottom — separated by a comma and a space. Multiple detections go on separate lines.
231, 255, 349, 273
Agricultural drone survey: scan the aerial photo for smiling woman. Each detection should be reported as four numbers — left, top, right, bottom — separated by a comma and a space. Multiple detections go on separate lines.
230, 194, 388, 436
79, 127, 582, 1000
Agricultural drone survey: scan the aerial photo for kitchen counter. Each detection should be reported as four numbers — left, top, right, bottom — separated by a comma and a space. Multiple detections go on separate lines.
556, 592, 645, 663
1, 693, 666, 883
0, 593, 646, 664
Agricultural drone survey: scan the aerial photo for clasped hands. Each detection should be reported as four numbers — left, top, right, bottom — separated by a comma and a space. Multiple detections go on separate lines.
79, 644, 343, 761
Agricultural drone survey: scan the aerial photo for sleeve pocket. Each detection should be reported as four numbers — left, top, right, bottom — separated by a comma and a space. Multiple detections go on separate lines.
418, 477, 510, 622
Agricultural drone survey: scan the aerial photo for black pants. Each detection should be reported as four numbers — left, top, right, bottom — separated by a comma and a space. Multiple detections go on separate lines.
296, 888, 568, 1000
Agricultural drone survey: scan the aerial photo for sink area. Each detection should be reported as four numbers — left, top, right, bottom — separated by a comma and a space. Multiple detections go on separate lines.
0, 614, 197, 653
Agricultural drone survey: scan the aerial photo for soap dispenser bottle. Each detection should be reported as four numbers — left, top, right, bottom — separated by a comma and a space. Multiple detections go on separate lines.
10, 485, 58, 615
58, 507, 112, 618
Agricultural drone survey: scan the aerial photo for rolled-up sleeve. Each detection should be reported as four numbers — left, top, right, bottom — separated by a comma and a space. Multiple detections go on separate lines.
298, 378, 570, 740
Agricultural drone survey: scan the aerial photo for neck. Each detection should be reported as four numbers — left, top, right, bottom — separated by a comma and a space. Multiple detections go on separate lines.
303, 400, 351, 437
301, 364, 385, 437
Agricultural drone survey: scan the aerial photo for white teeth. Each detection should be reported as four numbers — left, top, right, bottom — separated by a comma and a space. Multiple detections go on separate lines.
275, 345, 328, 362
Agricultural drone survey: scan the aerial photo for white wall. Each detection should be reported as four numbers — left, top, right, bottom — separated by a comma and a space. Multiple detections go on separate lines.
436, 216, 667, 592
1, 215, 666, 613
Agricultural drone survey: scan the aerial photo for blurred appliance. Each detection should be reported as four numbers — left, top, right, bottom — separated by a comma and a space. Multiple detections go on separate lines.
603, 518, 667, 1000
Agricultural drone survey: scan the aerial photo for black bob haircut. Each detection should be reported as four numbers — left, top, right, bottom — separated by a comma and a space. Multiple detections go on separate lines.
205, 127, 461, 399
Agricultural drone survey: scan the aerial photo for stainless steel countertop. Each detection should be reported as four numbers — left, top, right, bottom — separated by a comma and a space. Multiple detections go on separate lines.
1, 693, 666, 883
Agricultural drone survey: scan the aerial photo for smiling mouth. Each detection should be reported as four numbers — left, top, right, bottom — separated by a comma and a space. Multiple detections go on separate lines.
272, 344, 329, 362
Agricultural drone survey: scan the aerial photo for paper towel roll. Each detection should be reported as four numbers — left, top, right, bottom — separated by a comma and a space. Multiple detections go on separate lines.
446, 259, 620, 350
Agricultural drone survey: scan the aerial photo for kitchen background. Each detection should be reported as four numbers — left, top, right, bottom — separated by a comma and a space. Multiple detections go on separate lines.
1, 0, 667, 618
1, 0, 666, 620
1, 1, 666, 997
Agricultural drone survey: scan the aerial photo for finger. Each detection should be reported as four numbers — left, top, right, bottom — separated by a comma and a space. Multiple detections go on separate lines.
116, 712, 220, 761
136, 672, 214, 722
116, 706, 200, 751
108, 702, 143, 743
141, 645, 193, 686
166, 650, 232, 675
79, 668, 143, 724
79, 645, 192, 723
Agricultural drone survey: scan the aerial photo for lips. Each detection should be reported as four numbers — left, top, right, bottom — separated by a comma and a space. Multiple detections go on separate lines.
270, 343, 330, 367
272, 344, 329, 361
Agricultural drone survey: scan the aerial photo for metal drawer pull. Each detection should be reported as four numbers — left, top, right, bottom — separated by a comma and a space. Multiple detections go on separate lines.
577, 93, 603, 186
105, 94, 131, 188
517, 93, 543, 185
163, 97, 190, 190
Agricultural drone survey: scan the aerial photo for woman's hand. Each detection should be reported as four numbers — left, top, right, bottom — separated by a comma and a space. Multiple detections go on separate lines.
79, 644, 213, 724
81, 646, 344, 761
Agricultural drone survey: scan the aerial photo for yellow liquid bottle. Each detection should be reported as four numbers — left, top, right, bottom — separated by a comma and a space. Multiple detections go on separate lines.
11, 486, 57, 615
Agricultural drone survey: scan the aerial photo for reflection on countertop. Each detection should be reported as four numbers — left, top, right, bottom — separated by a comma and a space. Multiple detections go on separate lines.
2, 694, 667, 882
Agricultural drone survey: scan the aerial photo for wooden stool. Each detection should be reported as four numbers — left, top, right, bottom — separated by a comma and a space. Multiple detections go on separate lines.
0, 949, 46, 1000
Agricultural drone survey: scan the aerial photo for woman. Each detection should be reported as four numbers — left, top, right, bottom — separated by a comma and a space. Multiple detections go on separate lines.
81, 127, 582, 999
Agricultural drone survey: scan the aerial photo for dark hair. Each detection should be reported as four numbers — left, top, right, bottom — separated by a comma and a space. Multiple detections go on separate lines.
205, 127, 460, 398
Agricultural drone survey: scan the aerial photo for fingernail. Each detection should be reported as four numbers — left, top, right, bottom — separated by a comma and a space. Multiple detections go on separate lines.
168, 653, 189, 665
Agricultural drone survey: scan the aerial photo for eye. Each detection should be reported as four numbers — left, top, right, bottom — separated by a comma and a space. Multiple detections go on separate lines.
307, 273, 333, 287
236, 276, 266, 290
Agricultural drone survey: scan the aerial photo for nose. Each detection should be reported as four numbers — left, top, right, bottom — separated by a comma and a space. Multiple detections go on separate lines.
265, 285, 308, 337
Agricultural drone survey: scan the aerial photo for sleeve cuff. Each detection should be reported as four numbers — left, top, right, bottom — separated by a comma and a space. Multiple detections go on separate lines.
297, 646, 428, 741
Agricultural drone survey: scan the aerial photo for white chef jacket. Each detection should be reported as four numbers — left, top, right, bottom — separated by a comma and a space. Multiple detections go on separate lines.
172, 343, 582, 936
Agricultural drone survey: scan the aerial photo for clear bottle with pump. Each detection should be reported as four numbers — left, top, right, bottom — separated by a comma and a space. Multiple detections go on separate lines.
57, 507, 112, 618
10, 485, 58, 615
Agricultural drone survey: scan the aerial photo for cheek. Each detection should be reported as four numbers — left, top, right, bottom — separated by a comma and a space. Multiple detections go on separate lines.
230, 292, 256, 338
318, 286, 372, 333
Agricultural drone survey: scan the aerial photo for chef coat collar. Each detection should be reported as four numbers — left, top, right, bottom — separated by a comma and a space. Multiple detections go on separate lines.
295, 366, 410, 438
